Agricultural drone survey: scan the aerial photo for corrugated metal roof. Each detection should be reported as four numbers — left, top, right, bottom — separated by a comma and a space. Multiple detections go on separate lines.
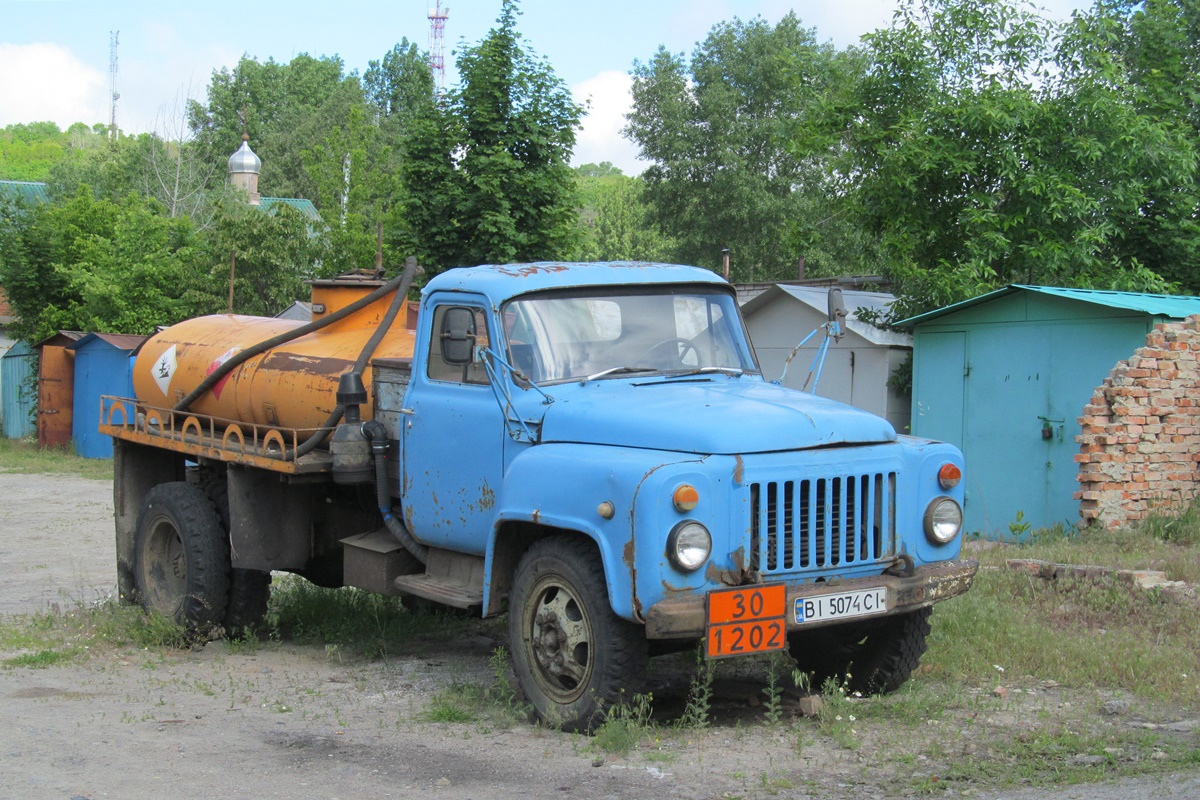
260, 197, 322, 223
742, 284, 911, 347
0, 180, 50, 205
67, 332, 147, 352
896, 285, 1200, 327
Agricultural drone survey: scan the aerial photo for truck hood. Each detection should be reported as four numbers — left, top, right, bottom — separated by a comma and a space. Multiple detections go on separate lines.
536, 375, 896, 454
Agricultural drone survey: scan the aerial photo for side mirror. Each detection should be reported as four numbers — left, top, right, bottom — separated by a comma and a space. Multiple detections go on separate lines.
441, 307, 476, 365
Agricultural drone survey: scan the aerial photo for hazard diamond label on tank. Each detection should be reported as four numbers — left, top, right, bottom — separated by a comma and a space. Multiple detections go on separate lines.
152, 345, 177, 397
207, 347, 238, 400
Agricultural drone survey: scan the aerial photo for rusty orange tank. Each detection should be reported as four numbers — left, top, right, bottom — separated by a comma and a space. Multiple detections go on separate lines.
132, 276, 415, 432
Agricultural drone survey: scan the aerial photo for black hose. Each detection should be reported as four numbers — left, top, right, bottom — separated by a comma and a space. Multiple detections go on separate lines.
364, 419, 427, 563
289, 256, 419, 459
173, 257, 418, 414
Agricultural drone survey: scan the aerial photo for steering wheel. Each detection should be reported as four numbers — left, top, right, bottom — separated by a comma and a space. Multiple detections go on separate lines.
643, 337, 699, 368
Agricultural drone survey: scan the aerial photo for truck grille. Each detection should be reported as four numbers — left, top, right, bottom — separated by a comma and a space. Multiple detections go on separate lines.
749, 472, 896, 575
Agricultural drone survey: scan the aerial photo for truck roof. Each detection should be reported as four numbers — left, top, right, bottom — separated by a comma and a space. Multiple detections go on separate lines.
421, 261, 730, 303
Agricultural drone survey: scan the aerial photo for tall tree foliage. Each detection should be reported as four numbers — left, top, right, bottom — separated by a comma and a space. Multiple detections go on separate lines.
1089, 0, 1200, 291
575, 167, 676, 262
187, 54, 358, 203
806, 0, 1195, 319
0, 189, 220, 340
397, 0, 583, 271
626, 14, 868, 282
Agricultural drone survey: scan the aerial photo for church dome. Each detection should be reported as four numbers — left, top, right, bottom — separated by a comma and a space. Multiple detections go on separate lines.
228, 135, 261, 175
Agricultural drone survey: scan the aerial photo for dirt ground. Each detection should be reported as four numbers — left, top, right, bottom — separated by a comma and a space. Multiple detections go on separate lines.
1, 471, 1198, 800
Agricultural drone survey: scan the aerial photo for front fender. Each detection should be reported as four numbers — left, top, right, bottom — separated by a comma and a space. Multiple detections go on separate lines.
485, 443, 703, 621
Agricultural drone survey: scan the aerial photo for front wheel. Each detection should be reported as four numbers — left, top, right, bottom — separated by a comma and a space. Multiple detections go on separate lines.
133, 482, 231, 632
788, 607, 933, 695
508, 537, 647, 733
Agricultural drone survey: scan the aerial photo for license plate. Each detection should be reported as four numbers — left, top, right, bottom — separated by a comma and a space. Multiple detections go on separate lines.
706, 585, 787, 659
795, 587, 887, 624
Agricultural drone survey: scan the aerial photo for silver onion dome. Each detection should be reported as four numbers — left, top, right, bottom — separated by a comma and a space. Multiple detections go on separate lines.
228, 135, 261, 175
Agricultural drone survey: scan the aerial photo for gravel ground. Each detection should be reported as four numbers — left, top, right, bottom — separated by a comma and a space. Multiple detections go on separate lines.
1, 471, 1197, 800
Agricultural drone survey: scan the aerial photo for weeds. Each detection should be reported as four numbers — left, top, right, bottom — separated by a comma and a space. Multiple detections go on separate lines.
592, 691, 656, 755
676, 644, 715, 730
815, 677, 859, 750
762, 652, 789, 725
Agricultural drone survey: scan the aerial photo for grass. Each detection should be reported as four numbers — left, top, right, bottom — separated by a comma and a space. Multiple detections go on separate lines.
925, 513, 1200, 707
0, 436, 114, 481
264, 574, 485, 658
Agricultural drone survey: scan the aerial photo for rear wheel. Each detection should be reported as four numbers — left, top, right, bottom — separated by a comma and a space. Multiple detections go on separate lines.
134, 482, 231, 631
509, 537, 647, 732
788, 607, 933, 695
198, 470, 272, 634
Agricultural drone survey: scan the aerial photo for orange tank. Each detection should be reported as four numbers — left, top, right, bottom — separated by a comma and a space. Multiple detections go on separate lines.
133, 277, 415, 432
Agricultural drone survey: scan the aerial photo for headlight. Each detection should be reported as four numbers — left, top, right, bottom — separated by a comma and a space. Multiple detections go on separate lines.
924, 498, 963, 544
667, 521, 711, 571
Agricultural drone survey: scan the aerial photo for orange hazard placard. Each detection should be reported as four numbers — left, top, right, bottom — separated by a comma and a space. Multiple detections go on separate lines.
705, 584, 787, 659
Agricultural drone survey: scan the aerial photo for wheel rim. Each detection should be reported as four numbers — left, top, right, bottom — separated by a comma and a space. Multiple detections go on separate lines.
525, 575, 595, 704
141, 515, 187, 617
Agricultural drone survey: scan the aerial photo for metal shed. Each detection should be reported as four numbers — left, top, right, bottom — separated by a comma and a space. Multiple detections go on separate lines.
742, 285, 912, 431
900, 285, 1200, 536
68, 333, 146, 458
1, 340, 36, 438
35, 330, 84, 448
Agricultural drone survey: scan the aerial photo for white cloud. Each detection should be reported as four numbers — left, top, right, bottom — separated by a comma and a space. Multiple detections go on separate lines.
0, 43, 108, 129
571, 70, 649, 177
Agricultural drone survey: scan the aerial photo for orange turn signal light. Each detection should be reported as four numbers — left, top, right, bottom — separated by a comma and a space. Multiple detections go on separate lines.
673, 484, 700, 512
938, 463, 962, 489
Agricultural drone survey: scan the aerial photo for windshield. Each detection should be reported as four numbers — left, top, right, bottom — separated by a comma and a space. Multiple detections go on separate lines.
501, 286, 758, 384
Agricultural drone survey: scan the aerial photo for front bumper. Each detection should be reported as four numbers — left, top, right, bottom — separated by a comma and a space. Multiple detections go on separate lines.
643, 558, 979, 640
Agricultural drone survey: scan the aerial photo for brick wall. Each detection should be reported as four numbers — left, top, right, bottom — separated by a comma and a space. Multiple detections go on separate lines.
0, 287, 12, 318
1076, 315, 1200, 528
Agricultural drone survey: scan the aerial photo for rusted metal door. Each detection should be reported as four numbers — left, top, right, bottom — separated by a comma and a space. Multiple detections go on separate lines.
38, 344, 74, 448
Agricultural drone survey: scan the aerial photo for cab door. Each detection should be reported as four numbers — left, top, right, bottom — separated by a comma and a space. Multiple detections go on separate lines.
401, 297, 505, 553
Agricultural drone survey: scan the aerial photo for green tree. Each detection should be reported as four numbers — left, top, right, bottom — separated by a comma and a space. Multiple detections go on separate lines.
210, 201, 318, 316
397, 0, 583, 271
0, 122, 68, 181
1086, 0, 1200, 290
188, 53, 357, 202
575, 169, 675, 262
0, 188, 220, 340
816, 0, 1194, 320
626, 14, 866, 281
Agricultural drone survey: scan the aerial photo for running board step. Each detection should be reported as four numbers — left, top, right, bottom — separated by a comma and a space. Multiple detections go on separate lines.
393, 548, 485, 610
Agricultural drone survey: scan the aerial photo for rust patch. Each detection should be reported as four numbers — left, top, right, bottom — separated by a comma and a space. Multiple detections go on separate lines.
624, 538, 641, 617
494, 264, 572, 278
733, 454, 744, 486
661, 579, 689, 596
531, 509, 541, 524
478, 482, 495, 510
704, 546, 754, 587
260, 351, 355, 377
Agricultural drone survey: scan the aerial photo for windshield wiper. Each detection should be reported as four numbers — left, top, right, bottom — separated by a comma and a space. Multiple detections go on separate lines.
677, 367, 745, 377
579, 366, 656, 385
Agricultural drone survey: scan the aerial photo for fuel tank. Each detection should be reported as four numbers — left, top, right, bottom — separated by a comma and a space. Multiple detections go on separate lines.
132, 276, 415, 432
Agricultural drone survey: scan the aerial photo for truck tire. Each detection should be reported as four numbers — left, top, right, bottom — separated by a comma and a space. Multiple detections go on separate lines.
789, 606, 932, 695
509, 536, 647, 733
134, 482, 231, 632
197, 473, 272, 634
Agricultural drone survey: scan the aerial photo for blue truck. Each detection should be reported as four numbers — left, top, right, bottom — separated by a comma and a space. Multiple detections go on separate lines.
105, 261, 976, 731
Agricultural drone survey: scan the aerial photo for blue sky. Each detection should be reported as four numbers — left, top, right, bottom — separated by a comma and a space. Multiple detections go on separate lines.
2, 0, 1088, 175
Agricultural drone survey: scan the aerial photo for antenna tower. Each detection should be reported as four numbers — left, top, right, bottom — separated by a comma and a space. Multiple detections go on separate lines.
428, 1, 449, 97
108, 31, 120, 139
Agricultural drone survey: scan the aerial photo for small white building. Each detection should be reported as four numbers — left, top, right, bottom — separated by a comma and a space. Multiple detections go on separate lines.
742, 285, 912, 432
